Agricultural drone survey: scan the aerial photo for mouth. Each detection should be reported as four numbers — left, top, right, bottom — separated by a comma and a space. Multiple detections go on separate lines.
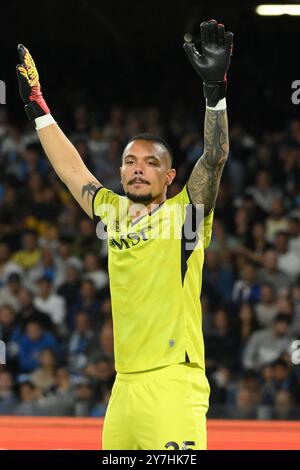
129, 179, 150, 186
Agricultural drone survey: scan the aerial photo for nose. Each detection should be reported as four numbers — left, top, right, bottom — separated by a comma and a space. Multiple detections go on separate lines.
134, 166, 144, 175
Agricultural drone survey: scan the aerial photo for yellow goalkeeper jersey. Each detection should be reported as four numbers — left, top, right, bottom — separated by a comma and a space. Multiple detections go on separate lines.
93, 185, 213, 373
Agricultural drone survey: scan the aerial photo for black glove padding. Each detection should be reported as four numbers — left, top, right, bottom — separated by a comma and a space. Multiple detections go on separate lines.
184, 19, 233, 107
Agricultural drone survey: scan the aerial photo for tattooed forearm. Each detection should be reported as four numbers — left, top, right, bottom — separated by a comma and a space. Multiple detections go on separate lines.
82, 181, 101, 204
187, 108, 229, 216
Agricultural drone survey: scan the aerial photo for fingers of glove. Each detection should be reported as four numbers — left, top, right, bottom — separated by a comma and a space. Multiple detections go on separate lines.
200, 21, 210, 47
183, 41, 202, 68
16, 64, 33, 102
16, 65, 28, 80
224, 31, 234, 54
17, 44, 39, 86
17, 44, 27, 63
217, 23, 225, 46
208, 19, 218, 44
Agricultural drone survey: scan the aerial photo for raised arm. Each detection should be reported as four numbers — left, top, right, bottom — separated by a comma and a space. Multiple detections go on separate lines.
187, 107, 228, 216
184, 20, 233, 216
16, 45, 102, 219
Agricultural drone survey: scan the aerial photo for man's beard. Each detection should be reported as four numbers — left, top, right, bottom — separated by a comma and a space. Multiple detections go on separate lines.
125, 191, 154, 204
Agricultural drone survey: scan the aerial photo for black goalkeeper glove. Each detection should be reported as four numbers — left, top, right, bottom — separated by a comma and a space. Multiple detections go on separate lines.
16, 44, 51, 120
183, 19, 233, 107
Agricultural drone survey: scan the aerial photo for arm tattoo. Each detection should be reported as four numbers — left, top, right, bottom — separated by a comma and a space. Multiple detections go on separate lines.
187, 108, 229, 216
82, 181, 101, 204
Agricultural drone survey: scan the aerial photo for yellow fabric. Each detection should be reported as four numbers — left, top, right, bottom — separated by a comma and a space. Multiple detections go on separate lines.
93, 185, 214, 373
11, 249, 41, 270
102, 363, 210, 450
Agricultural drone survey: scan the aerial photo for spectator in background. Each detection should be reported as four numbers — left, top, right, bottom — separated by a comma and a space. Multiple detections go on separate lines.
30, 348, 57, 393
278, 144, 300, 200
18, 321, 59, 373
85, 356, 115, 386
90, 385, 111, 418
274, 231, 300, 279
207, 367, 231, 413
271, 358, 300, 404
39, 224, 60, 253
234, 303, 259, 360
70, 105, 90, 137
0, 272, 22, 312
73, 219, 101, 257
99, 297, 113, 323
0, 305, 21, 372
0, 243, 23, 287
17, 286, 54, 332
232, 208, 250, 246
56, 199, 81, 240
73, 137, 95, 174
258, 249, 291, 293
144, 107, 166, 137
57, 264, 82, 308
265, 198, 289, 243
227, 386, 259, 420
214, 183, 235, 231
254, 283, 279, 328
68, 312, 94, 372
232, 263, 261, 306
243, 314, 294, 371
276, 294, 294, 319
102, 106, 126, 141
247, 143, 272, 182
291, 282, 300, 336
260, 364, 275, 407
209, 218, 236, 265
27, 247, 59, 289
69, 279, 101, 329
12, 381, 43, 416
246, 170, 281, 214
0, 371, 17, 414
74, 378, 96, 417
55, 240, 82, 289
33, 277, 66, 332
234, 221, 272, 266
86, 321, 114, 365
273, 390, 300, 420
100, 137, 124, 193
203, 250, 234, 305
0, 185, 20, 251
42, 367, 74, 416
82, 253, 108, 291
287, 217, 300, 255
11, 230, 41, 272
205, 309, 239, 373
19, 143, 48, 180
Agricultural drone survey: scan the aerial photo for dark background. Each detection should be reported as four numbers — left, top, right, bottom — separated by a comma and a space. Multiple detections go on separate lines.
1, 0, 300, 133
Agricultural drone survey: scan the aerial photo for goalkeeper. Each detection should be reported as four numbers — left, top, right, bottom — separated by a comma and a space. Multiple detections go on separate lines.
17, 19, 233, 450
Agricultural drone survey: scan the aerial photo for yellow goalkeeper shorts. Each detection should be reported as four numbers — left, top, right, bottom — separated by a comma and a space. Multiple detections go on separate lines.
102, 362, 210, 450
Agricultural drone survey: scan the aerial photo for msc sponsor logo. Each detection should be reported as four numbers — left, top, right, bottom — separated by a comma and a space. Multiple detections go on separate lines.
109, 229, 149, 250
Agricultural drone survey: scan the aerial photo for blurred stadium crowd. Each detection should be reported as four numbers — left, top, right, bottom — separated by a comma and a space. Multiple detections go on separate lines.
0, 103, 300, 420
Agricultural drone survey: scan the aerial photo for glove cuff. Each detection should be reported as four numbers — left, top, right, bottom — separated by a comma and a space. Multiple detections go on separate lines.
203, 80, 227, 108
25, 100, 50, 120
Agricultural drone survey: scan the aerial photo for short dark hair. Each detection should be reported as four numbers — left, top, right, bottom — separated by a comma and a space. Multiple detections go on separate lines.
271, 358, 289, 369
126, 133, 173, 165
273, 313, 291, 325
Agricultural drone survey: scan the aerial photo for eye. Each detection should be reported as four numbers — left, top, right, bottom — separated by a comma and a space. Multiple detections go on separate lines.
125, 160, 134, 165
